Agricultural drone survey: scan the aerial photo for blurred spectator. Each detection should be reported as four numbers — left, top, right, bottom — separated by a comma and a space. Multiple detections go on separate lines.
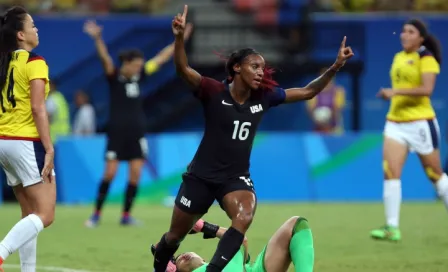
46, 82, 71, 142
73, 90, 96, 136
306, 68, 346, 134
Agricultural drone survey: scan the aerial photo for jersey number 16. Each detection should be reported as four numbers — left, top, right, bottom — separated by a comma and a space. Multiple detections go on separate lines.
232, 121, 251, 141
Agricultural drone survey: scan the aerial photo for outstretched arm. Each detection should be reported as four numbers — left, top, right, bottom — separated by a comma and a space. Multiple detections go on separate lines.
145, 23, 194, 75
84, 20, 114, 76
172, 5, 202, 88
283, 36, 354, 103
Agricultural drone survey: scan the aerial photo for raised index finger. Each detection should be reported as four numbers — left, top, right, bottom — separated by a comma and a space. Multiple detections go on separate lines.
182, 5, 188, 20
340, 36, 347, 49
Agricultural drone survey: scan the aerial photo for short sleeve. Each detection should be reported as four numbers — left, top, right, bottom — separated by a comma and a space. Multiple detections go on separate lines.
420, 56, 440, 74
196, 77, 224, 101
27, 57, 49, 82
265, 87, 286, 108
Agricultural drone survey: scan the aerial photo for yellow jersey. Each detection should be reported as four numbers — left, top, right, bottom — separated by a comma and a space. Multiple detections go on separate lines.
0, 50, 50, 140
387, 47, 440, 122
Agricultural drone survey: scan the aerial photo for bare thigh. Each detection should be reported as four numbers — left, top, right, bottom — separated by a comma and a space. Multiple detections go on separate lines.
263, 217, 299, 272
383, 136, 408, 179
23, 180, 57, 227
418, 149, 444, 182
13, 185, 34, 218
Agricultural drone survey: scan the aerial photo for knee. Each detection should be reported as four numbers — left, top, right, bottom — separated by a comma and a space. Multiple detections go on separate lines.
383, 160, 400, 179
231, 210, 254, 233
36, 209, 55, 228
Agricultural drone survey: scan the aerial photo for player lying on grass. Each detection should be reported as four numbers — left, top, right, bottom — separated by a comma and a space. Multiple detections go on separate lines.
152, 216, 314, 272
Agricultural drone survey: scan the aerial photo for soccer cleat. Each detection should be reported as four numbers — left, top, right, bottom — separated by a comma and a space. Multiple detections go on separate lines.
84, 214, 100, 228
370, 225, 401, 241
120, 216, 142, 226
0, 257, 4, 272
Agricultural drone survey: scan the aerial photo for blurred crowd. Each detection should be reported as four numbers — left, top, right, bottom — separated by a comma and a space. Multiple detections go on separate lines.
311, 0, 448, 12
0, 0, 168, 14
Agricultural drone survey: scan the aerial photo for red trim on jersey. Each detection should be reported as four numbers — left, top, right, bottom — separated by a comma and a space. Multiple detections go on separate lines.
0, 135, 40, 141
27, 56, 45, 63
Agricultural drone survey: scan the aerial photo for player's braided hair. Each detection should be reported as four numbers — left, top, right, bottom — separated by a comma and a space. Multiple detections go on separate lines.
0, 6, 27, 94
218, 48, 279, 91
406, 19, 442, 64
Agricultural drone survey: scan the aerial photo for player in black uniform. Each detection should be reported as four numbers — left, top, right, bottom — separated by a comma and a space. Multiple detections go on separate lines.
83, 20, 193, 227
153, 5, 354, 272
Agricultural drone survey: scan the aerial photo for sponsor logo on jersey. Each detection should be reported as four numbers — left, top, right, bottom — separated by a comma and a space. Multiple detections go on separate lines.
180, 196, 191, 208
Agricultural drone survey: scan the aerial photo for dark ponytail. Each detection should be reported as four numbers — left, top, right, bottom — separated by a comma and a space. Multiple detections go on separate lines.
423, 34, 442, 64
406, 19, 442, 64
0, 6, 28, 92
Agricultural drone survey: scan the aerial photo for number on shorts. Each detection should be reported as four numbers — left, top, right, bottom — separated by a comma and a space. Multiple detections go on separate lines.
0, 68, 15, 113
239, 176, 253, 188
232, 121, 251, 141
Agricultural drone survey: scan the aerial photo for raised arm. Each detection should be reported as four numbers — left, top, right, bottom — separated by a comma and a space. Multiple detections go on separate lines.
172, 5, 201, 88
283, 36, 354, 103
145, 23, 194, 75
83, 20, 114, 76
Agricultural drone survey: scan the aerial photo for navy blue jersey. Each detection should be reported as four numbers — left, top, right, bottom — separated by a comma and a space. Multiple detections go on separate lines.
106, 69, 147, 132
186, 77, 286, 182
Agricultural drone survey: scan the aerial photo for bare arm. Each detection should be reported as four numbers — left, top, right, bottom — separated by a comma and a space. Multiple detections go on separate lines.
282, 36, 354, 103
93, 36, 114, 75
284, 66, 339, 103
84, 20, 114, 75
174, 32, 201, 88
30, 79, 53, 153
394, 73, 437, 96
149, 23, 193, 69
172, 5, 202, 88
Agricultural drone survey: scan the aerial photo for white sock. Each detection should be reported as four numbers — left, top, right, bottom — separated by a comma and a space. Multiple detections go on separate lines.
435, 173, 448, 211
0, 214, 44, 261
19, 237, 37, 272
383, 179, 402, 228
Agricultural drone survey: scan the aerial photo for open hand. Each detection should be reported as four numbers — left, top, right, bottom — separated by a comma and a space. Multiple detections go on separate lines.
172, 5, 188, 37
41, 151, 55, 183
334, 36, 354, 69
83, 20, 102, 39
377, 88, 395, 100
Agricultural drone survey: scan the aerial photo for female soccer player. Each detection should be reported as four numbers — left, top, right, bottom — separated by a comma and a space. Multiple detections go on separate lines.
153, 5, 353, 272
83, 20, 192, 227
0, 6, 55, 272
371, 19, 447, 242
152, 216, 314, 272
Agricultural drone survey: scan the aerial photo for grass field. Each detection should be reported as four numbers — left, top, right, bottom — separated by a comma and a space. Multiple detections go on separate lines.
1, 202, 448, 272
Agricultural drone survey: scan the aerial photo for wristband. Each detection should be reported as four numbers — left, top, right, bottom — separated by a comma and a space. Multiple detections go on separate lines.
202, 221, 219, 239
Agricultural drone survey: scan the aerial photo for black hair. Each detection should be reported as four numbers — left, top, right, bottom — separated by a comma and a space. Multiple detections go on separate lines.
222, 48, 278, 90
118, 49, 144, 64
406, 19, 442, 64
0, 6, 28, 93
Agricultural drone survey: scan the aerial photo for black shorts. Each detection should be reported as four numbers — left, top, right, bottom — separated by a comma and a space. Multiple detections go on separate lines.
105, 130, 148, 161
174, 173, 256, 215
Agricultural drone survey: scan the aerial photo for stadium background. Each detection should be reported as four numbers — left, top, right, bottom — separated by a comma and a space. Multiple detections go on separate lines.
1, 0, 448, 271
